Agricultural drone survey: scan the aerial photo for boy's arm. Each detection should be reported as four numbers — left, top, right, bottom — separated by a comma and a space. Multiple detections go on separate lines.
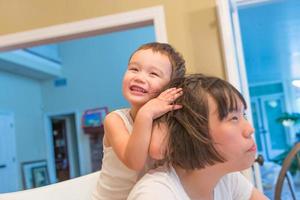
105, 88, 182, 171
149, 122, 169, 160
104, 111, 152, 171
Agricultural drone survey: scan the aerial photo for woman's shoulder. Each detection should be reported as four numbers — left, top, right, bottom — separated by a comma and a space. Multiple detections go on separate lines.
138, 166, 170, 182
215, 172, 253, 200
220, 172, 251, 183
128, 166, 183, 200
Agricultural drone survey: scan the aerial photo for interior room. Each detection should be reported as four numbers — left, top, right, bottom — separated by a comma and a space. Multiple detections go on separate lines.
0, 0, 299, 199
237, 0, 300, 198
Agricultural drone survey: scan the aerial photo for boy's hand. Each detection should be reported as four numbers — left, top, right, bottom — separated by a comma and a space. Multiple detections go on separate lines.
141, 87, 183, 119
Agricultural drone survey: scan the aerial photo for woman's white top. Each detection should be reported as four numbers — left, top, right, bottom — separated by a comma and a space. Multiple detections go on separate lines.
128, 166, 254, 200
92, 108, 139, 200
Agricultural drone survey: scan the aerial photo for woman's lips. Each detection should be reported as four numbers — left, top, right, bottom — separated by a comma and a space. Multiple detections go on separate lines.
247, 144, 257, 152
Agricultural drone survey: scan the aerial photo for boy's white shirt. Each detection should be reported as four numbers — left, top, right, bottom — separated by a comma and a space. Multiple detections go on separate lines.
92, 109, 140, 200
127, 166, 253, 200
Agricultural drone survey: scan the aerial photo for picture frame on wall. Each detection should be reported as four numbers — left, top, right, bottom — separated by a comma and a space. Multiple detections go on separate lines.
21, 160, 50, 189
32, 165, 50, 187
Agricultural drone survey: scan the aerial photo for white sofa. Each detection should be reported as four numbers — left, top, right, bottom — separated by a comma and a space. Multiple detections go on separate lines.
0, 171, 99, 200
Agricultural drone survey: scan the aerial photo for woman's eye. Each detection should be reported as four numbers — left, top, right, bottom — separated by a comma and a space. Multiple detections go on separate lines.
243, 112, 248, 120
231, 116, 239, 121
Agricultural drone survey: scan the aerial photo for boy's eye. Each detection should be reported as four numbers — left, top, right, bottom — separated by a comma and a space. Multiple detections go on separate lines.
150, 72, 159, 77
129, 67, 138, 72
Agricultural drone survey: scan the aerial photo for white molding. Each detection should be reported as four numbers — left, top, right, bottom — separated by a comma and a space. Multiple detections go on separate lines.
8, 6, 168, 179
0, 50, 62, 79
216, 0, 241, 90
236, 0, 280, 8
43, 114, 57, 183
236, 0, 272, 4
216, 0, 263, 191
0, 5, 168, 51
0, 111, 19, 191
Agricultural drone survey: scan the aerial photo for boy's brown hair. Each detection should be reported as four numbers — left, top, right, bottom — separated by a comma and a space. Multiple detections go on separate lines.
163, 73, 247, 170
130, 42, 186, 80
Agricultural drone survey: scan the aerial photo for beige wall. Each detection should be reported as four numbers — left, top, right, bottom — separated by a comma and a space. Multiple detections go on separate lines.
0, 0, 225, 78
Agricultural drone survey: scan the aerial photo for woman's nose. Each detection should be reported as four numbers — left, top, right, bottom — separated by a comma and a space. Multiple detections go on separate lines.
244, 121, 255, 138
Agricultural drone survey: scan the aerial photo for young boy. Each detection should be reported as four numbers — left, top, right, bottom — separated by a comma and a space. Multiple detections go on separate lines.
92, 42, 186, 200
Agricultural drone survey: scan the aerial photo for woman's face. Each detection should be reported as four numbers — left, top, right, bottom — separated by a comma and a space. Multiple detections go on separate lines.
208, 96, 256, 172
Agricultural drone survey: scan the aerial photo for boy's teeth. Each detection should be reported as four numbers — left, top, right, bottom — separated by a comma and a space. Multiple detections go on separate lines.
131, 86, 146, 93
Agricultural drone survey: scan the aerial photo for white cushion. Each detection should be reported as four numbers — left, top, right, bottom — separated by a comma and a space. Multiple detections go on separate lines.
0, 171, 99, 200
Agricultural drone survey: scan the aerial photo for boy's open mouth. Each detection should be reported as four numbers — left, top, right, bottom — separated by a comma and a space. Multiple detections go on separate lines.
130, 85, 147, 93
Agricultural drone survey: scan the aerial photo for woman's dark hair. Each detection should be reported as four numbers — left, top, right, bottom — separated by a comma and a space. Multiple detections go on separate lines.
163, 73, 247, 170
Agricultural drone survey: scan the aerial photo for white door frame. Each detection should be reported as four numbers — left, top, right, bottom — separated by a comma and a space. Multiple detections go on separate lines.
44, 111, 82, 183
260, 94, 288, 157
250, 98, 268, 158
216, 0, 264, 191
0, 6, 168, 183
0, 111, 18, 192
0, 5, 167, 51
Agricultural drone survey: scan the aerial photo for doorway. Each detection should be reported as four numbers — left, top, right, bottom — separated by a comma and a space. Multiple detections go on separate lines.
0, 112, 18, 192
217, 0, 300, 198
0, 6, 167, 190
251, 92, 288, 160
50, 114, 80, 182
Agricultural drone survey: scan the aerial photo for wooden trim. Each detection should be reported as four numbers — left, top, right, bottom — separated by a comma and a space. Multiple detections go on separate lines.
0, 5, 167, 51
274, 142, 300, 200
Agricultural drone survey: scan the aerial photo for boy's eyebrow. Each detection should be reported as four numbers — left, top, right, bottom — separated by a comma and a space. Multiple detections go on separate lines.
129, 62, 165, 74
128, 61, 141, 66
148, 66, 164, 74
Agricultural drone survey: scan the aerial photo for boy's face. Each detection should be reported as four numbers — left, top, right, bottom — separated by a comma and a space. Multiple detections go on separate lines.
122, 49, 172, 107
208, 96, 256, 172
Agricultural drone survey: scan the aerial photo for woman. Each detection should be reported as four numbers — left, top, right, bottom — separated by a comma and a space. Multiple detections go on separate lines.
128, 74, 269, 200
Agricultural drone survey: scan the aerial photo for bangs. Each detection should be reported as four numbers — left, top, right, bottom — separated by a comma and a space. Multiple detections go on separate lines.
207, 79, 247, 120
159, 74, 248, 170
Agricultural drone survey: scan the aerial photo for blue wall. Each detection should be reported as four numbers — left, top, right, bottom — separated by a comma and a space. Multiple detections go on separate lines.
25, 44, 61, 63
0, 24, 155, 190
239, 0, 300, 84
42, 25, 155, 113
0, 71, 46, 190
41, 25, 155, 173
237, 0, 300, 160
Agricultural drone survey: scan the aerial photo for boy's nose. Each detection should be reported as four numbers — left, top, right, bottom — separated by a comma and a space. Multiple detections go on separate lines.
134, 73, 146, 83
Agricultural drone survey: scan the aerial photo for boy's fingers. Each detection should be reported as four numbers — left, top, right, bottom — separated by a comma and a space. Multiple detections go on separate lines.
164, 87, 182, 95
166, 88, 182, 96
159, 88, 182, 98
171, 104, 182, 110
169, 88, 182, 94
161, 93, 182, 103
164, 87, 177, 93
158, 88, 183, 103
174, 91, 183, 98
